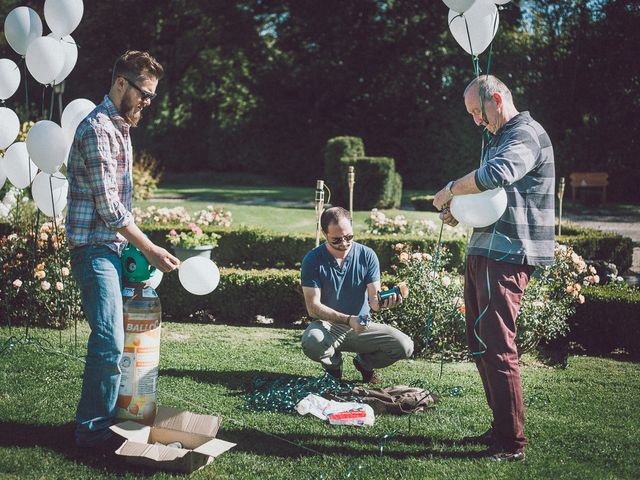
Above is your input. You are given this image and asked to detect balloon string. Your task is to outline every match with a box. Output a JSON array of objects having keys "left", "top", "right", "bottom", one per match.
[
  {"left": 23, "top": 61, "right": 29, "bottom": 115},
  {"left": 49, "top": 86, "right": 55, "bottom": 121}
]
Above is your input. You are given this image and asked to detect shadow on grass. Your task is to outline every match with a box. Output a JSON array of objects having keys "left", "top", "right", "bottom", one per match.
[
  {"left": 159, "top": 368, "right": 316, "bottom": 392},
  {"left": 218, "top": 427, "right": 489, "bottom": 460},
  {"left": 0, "top": 421, "right": 155, "bottom": 476}
]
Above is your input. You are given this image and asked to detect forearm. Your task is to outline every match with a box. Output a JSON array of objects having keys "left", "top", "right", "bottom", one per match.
[
  {"left": 433, "top": 170, "right": 481, "bottom": 210},
  {"left": 307, "top": 302, "right": 351, "bottom": 326},
  {"left": 118, "top": 222, "right": 155, "bottom": 253}
]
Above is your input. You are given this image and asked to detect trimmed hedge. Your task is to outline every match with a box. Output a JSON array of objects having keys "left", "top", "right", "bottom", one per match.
[
  {"left": 409, "top": 195, "right": 438, "bottom": 212},
  {"left": 558, "top": 225, "right": 634, "bottom": 273},
  {"left": 156, "top": 267, "right": 305, "bottom": 325},
  {"left": 567, "top": 284, "right": 640, "bottom": 356},
  {"left": 142, "top": 224, "right": 468, "bottom": 272}
]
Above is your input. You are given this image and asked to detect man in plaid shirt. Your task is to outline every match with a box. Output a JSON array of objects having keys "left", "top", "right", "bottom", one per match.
[{"left": 66, "top": 51, "right": 180, "bottom": 450}]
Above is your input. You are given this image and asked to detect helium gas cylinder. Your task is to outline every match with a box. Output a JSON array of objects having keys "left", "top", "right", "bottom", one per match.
[{"left": 116, "top": 244, "right": 161, "bottom": 425}]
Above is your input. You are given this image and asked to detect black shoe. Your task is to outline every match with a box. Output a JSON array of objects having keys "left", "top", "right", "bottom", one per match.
[
  {"left": 324, "top": 367, "right": 342, "bottom": 381},
  {"left": 487, "top": 446, "right": 526, "bottom": 462},
  {"left": 461, "top": 428, "right": 493, "bottom": 446},
  {"left": 353, "top": 357, "right": 382, "bottom": 384}
]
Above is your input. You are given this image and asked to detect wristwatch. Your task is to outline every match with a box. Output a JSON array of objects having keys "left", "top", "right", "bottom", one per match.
[{"left": 445, "top": 180, "right": 455, "bottom": 198}]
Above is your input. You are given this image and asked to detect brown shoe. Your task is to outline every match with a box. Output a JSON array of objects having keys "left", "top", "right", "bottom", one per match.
[
  {"left": 461, "top": 428, "right": 493, "bottom": 446},
  {"left": 353, "top": 357, "right": 382, "bottom": 384}
]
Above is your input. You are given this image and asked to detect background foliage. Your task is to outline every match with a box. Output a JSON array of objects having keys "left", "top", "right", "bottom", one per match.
[{"left": 1, "top": 0, "right": 638, "bottom": 199}]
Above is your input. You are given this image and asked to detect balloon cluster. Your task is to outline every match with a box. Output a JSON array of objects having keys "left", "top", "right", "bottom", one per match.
[
  {"left": 444, "top": 0, "right": 510, "bottom": 56},
  {"left": 443, "top": 0, "right": 511, "bottom": 228},
  {"left": 0, "top": 0, "right": 95, "bottom": 218}
]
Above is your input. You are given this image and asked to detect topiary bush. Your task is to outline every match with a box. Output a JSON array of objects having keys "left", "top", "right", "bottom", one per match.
[{"left": 323, "top": 136, "right": 364, "bottom": 206}]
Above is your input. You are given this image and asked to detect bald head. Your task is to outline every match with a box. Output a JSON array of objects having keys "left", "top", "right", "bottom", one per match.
[{"left": 463, "top": 75, "right": 518, "bottom": 134}]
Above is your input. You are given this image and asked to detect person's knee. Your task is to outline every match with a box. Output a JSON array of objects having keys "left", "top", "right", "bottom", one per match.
[
  {"left": 301, "top": 328, "right": 328, "bottom": 361},
  {"left": 399, "top": 336, "right": 414, "bottom": 359}
]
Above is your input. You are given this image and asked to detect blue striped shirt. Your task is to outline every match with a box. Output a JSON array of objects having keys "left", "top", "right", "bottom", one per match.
[
  {"left": 468, "top": 111, "right": 555, "bottom": 266},
  {"left": 65, "top": 95, "right": 133, "bottom": 254}
]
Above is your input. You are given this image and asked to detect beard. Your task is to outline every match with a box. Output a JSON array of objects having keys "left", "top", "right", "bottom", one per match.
[{"left": 119, "top": 94, "right": 143, "bottom": 127}]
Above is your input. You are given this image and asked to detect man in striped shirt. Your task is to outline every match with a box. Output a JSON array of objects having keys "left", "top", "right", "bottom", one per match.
[
  {"left": 433, "top": 75, "right": 555, "bottom": 462},
  {"left": 66, "top": 51, "right": 180, "bottom": 450}
]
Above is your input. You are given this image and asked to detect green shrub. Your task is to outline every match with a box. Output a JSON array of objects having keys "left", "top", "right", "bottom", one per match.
[
  {"left": 132, "top": 150, "right": 163, "bottom": 201},
  {"left": 142, "top": 224, "right": 468, "bottom": 272},
  {"left": 558, "top": 225, "right": 633, "bottom": 273},
  {"left": 323, "top": 136, "right": 364, "bottom": 205},
  {"left": 323, "top": 137, "right": 402, "bottom": 209},
  {"left": 156, "top": 267, "right": 305, "bottom": 325},
  {"left": 339, "top": 156, "right": 402, "bottom": 209},
  {"left": 567, "top": 283, "right": 640, "bottom": 356},
  {"left": 410, "top": 195, "right": 438, "bottom": 212}
]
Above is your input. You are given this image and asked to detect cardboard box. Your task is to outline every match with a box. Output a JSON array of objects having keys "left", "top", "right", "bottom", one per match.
[{"left": 110, "top": 405, "right": 236, "bottom": 473}]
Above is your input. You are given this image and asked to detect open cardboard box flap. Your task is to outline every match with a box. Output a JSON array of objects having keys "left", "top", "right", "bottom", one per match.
[{"left": 153, "top": 405, "right": 221, "bottom": 437}]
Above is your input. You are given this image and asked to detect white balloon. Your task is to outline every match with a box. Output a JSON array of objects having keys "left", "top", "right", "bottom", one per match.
[
  {"left": 32, "top": 171, "right": 68, "bottom": 217},
  {"left": 443, "top": 0, "right": 476, "bottom": 14},
  {"left": 44, "top": 0, "right": 84, "bottom": 37},
  {"left": 61, "top": 98, "right": 95, "bottom": 143},
  {"left": 26, "top": 120, "right": 67, "bottom": 174},
  {"left": 494, "top": 0, "right": 511, "bottom": 4},
  {"left": 448, "top": 0, "right": 499, "bottom": 56},
  {"left": 450, "top": 187, "right": 508, "bottom": 228},
  {"left": 147, "top": 270, "right": 163, "bottom": 290},
  {"left": 47, "top": 34, "right": 78, "bottom": 85},
  {"left": 0, "top": 58, "right": 21, "bottom": 100},
  {"left": 0, "top": 107, "right": 20, "bottom": 150},
  {"left": 25, "top": 36, "right": 65, "bottom": 85},
  {"left": 179, "top": 257, "right": 221, "bottom": 296},
  {"left": 4, "top": 7, "right": 43, "bottom": 56},
  {"left": 0, "top": 142, "right": 37, "bottom": 188}
]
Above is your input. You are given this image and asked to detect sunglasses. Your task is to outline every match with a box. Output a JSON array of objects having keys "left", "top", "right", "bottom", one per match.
[
  {"left": 122, "top": 77, "right": 157, "bottom": 101},
  {"left": 328, "top": 234, "right": 354, "bottom": 245}
]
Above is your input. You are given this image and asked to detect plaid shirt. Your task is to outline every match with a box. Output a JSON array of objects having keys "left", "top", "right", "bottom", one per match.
[{"left": 65, "top": 95, "right": 133, "bottom": 254}]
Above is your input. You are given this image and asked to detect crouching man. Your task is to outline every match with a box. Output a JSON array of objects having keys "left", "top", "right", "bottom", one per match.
[{"left": 300, "top": 207, "right": 414, "bottom": 384}]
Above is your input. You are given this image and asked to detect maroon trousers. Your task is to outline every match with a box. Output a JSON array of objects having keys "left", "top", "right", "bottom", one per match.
[{"left": 464, "top": 255, "right": 533, "bottom": 452}]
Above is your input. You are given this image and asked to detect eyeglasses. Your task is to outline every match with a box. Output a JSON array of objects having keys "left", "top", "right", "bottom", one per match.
[
  {"left": 122, "top": 77, "right": 157, "bottom": 101},
  {"left": 328, "top": 234, "right": 354, "bottom": 245}
]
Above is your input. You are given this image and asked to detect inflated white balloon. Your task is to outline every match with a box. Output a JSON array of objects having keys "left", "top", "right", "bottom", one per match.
[
  {"left": 25, "top": 36, "right": 65, "bottom": 85},
  {"left": 0, "top": 58, "right": 21, "bottom": 100},
  {"left": 26, "top": 120, "right": 67, "bottom": 174},
  {"left": 61, "top": 98, "right": 95, "bottom": 143},
  {"left": 443, "top": 0, "right": 476, "bottom": 14},
  {"left": 448, "top": 0, "right": 499, "bottom": 55},
  {"left": 494, "top": 0, "right": 511, "bottom": 4},
  {"left": 178, "top": 257, "right": 221, "bottom": 296},
  {"left": 0, "top": 107, "right": 20, "bottom": 150},
  {"left": 44, "top": 0, "right": 84, "bottom": 38},
  {"left": 450, "top": 187, "right": 508, "bottom": 228},
  {"left": 31, "top": 171, "right": 68, "bottom": 217},
  {"left": 0, "top": 142, "right": 37, "bottom": 188},
  {"left": 4, "top": 7, "right": 43, "bottom": 56},
  {"left": 47, "top": 34, "right": 78, "bottom": 85},
  {"left": 147, "top": 270, "right": 163, "bottom": 290}
]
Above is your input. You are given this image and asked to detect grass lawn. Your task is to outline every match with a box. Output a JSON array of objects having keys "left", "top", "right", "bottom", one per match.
[
  {"left": 137, "top": 173, "right": 440, "bottom": 234},
  {"left": 1, "top": 322, "right": 639, "bottom": 479}
]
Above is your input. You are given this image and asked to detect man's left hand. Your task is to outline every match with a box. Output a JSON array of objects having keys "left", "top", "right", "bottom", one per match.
[
  {"left": 433, "top": 187, "right": 453, "bottom": 211},
  {"left": 382, "top": 291, "right": 403, "bottom": 309}
]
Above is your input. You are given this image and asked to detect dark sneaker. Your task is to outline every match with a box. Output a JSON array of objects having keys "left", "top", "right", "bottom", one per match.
[
  {"left": 76, "top": 432, "right": 124, "bottom": 456},
  {"left": 488, "top": 447, "right": 526, "bottom": 462},
  {"left": 324, "top": 367, "right": 342, "bottom": 381},
  {"left": 461, "top": 428, "right": 493, "bottom": 446},
  {"left": 353, "top": 357, "right": 382, "bottom": 384}
]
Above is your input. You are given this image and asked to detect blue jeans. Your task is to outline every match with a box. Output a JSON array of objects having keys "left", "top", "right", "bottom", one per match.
[{"left": 70, "top": 244, "right": 123, "bottom": 447}]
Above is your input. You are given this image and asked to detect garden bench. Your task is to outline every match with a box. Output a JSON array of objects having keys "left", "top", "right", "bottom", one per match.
[{"left": 569, "top": 172, "right": 609, "bottom": 203}]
